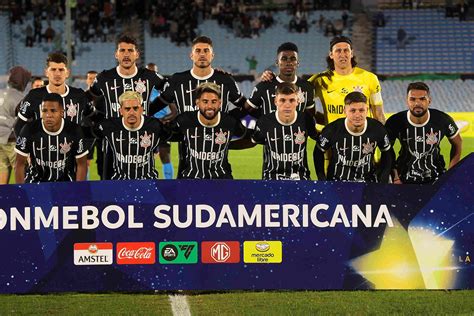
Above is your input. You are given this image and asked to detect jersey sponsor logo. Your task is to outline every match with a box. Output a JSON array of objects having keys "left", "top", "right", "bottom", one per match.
[
  {"left": 294, "top": 131, "right": 306, "bottom": 145},
  {"left": 243, "top": 241, "right": 282, "bottom": 263},
  {"left": 111, "top": 102, "right": 120, "bottom": 112},
  {"left": 74, "top": 242, "right": 113, "bottom": 265},
  {"left": 189, "top": 148, "right": 223, "bottom": 161},
  {"left": 117, "top": 153, "right": 150, "bottom": 165},
  {"left": 319, "top": 136, "right": 329, "bottom": 148},
  {"left": 129, "top": 138, "right": 138, "bottom": 145},
  {"left": 215, "top": 130, "right": 228, "bottom": 145},
  {"left": 415, "top": 136, "right": 423, "bottom": 142},
  {"left": 448, "top": 123, "right": 457, "bottom": 135},
  {"left": 284, "top": 134, "right": 292, "bottom": 141},
  {"left": 49, "top": 145, "right": 57, "bottom": 151},
  {"left": 270, "top": 150, "right": 304, "bottom": 162},
  {"left": 78, "top": 139, "right": 84, "bottom": 153},
  {"left": 327, "top": 89, "right": 337, "bottom": 94},
  {"left": 327, "top": 104, "right": 344, "bottom": 114},
  {"left": 59, "top": 140, "right": 72, "bottom": 154},
  {"left": 204, "top": 134, "right": 212, "bottom": 141},
  {"left": 35, "top": 158, "right": 66, "bottom": 169},
  {"left": 338, "top": 154, "right": 371, "bottom": 167},
  {"left": 276, "top": 173, "right": 301, "bottom": 180},
  {"left": 140, "top": 131, "right": 152, "bottom": 148},
  {"left": 124, "top": 83, "right": 133, "bottom": 90},
  {"left": 362, "top": 141, "right": 375, "bottom": 155},
  {"left": 352, "top": 145, "right": 360, "bottom": 151},
  {"left": 66, "top": 102, "right": 78, "bottom": 119},
  {"left": 341, "top": 88, "right": 349, "bottom": 94},
  {"left": 425, "top": 131, "right": 439, "bottom": 145},
  {"left": 159, "top": 241, "right": 198, "bottom": 264},
  {"left": 134, "top": 79, "right": 147, "bottom": 94},
  {"left": 17, "top": 137, "right": 27, "bottom": 150},
  {"left": 116, "top": 242, "right": 155, "bottom": 264},
  {"left": 201, "top": 241, "right": 240, "bottom": 264},
  {"left": 19, "top": 101, "right": 30, "bottom": 114}
]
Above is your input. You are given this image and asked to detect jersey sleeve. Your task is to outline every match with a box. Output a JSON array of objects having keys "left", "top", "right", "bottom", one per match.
[
  {"left": 247, "top": 85, "right": 263, "bottom": 109},
  {"left": 159, "top": 76, "right": 177, "bottom": 104},
  {"left": 304, "top": 113, "right": 318, "bottom": 140},
  {"left": 316, "top": 124, "right": 334, "bottom": 152},
  {"left": 89, "top": 72, "right": 104, "bottom": 97},
  {"left": 232, "top": 117, "right": 247, "bottom": 140},
  {"left": 226, "top": 74, "right": 246, "bottom": 107},
  {"left": 368, "top": 73, "right": 383, "bottom": 107},
  {"left": 73, "top": 125, "right": 89, "bottom": 159},
  {"left": 384, "top": 115, "right": 399, "bottom": 144},
  {"left": 251, "top": 119, "right": 266, "bottom": 144},
  {"left": 17, "top": 91, "right": 38, "bottom": 122},
  {"left": 14, "top": 124, "right": 32, "bottom": 156},
  {"left": 302, "top": 83, "right": 315, "bottom": 110},
  {"left": 442, "top": 112, "right": 459, "bottom": 139},
  {"left": 378, "top": 125, "right": 391, "bottom": 152}
]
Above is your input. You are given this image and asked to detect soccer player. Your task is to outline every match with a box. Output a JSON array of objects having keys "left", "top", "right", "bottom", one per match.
[
  {"left": 308, "top": 36, "right": 386, "bottom": 125},
  {"left": 252, "top": 82, "right": 317, "bottom": 180},
  {"left": 146, "top": 62, "right": 174, "bottom": 180},
  {"left": 94, "top": 91, "right": 170, "bottom": 180},
  {"left": 15, "top": 53, "right": 93, "bottom": 137},
  {"left": 385, "top": 82, "right": 462, "bottom": 184},
  {"left": 314, "top": 91, "right": 392, "bottom": 183},
  {"left": 88, "top": 35, "right": 171, "bottom": 179},
  {"left": 15, "top": 93, "right": 88, "bottom": 183},
  {"left": 0, "top": 66, "right": 31, "bottom": 184},
  {"left": 245, "top": 42, "right": 315, "bottom": 119},
  {"left": 31, "top": 76, "right": 44, "bottom": 89},
  {"left": 171, "top": 82, "right": 246, "bottom": 179},
  {"left": 154, "top": 35, "right": 247, "bottom": 177}
]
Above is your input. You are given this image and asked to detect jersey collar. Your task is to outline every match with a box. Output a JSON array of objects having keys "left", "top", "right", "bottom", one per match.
[
  {"left": 116, "top": 66, "right": 138, "bottom": 79},
  {"left": 344, "top": 118, "right": 367, "bottom": 136},
  {"left": 276, "top": 76, "right": 297, "bottom": 84},
  {"left": 46, "top": 85, "right": 69, "bottom": 97},
  {"left": 197, "top": 111, "right": 221, "bottom": 127},
  {"left": 42, "top": 118, "right": 65, "bottom": 136},
  {"left": 122, "top": 115, "right": 145, "bottom": 131},
  {"left": 275, "top": 111, "right": 298, "bottom": 126},
  {"left": 191, "top": 68, "right": 214, "bottom": 80},
  {"left": 407, "top": 109, "right": 430, "bottom": 127}
]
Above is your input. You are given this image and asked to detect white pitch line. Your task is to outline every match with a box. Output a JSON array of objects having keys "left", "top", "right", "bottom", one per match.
[{"left": 169, "top": 294, "right": 192, "bottom": 316}]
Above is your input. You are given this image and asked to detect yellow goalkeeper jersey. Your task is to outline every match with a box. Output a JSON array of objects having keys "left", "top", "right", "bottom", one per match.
[{"left": 308, "top": 67, "right": 383, "bottom": 124}]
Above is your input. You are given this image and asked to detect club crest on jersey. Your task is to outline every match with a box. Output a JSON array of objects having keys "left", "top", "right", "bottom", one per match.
[
  {"left": 66, "top": 102, "right": 78, "bottom": 118},
  {"left": 362, "top": 141, "right": 375, "bottom": 154},
  {"left": 140, "top": 131, "right": 152, "bottom": 148},
  {"left": 426, "top": 131, "right": 438, "bottom": 145},
  {"left": 294, "top": 131, "right": 306, "bottom": 144},
  {"left": 297, "top": 89, "right": 306, "bottom": 104},
  {"left": 135, "top": 79, "right": 147, "bottom": 94},
  {"left": 215, "top": 130, "right": 228, "bottom": 145},
  {"left": 59, "top": 140, "right": 72, "bottom": 154},
  {"left": 353, "top": 86, "right": 364, "bottom": 93}
]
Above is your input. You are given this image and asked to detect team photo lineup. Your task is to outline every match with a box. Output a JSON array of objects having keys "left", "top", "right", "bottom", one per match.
[{"left": 2, "top": 32, "right": 463, "bottom": 185}]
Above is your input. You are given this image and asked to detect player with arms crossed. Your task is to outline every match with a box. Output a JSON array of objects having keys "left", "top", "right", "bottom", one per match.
[
  {"left": 385, "top": 82, "right": 462, "bottom": 184},
  {"left": 94, "top": 91, "right": 170, "bottom": 180},
  {"left": 252, "top": 82, "right": 317, "bottom": 180},
  {"left": 171, "top": 82, "right": 246, "bottom": 179},
  {"left": 15, "top": 93, "right": 88, "bottom": 183},
  {"left": 314, "top": 91, "right": 392, "bottom": 183}
]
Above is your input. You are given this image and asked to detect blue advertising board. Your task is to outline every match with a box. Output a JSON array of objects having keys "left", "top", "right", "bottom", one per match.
[{"left": 0, "top": 154, "right": 472, "bottom": 293}]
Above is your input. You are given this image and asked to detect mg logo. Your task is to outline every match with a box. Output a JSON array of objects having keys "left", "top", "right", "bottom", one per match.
[{"left": 211, "top": 242, "right": 231, "bottom": 262}]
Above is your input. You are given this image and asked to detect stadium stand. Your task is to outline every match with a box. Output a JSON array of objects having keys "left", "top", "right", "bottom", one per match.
[
  {"left": 0, "top": 12, "right": 12, "bottom": 75},
  {"left": 375, "top": 9, "right": 474, "bottom": 74}
]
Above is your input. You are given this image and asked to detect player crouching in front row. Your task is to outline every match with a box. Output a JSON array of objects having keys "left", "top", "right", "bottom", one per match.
[
  {"left": 15, "top": 93, "right": 89, "bottom": 183},
  {"left": 314, "top": 91, "right": 392, "bottom": 183}
]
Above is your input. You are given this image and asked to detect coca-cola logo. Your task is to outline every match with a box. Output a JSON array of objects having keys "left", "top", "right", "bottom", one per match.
[{"left": 116, "top": 242, "right": 156, "bottom": 265}]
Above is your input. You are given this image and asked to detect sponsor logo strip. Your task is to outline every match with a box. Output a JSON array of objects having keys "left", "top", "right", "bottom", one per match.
[
  {"left": 243, "top": 241, "right": 282, "bottom": 263},
  {"left": 74, "top": 242, "right": 113, "bottom": 265},
  {"left": 116, "top": 242, "right": 156, "bottom": 265},
  {"left": 159, "top": 241, "right": 198, "bottom": 264},
  {"left": 201, "top": 241, "right": 240, "bottom": 264}
]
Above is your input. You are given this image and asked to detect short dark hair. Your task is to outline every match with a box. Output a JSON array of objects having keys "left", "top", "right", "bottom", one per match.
[
  {"left": 46, "top": 53, "right": 68, "bottom": 67},
  {"left": 192, "top": 36, "right": 213, "bottom": 48},
  {"left": 275, "top": 82, "right": 298, "bottom": 96},
  {"left": 42, "top": 93, "right": 63, "bottom": 106},
  {"left": 344, "top": 91, "right": 367, "bottom": 105},
  {"left": 195, "top": 82, "right": 221, "bottom": 99},
  {"left": 277, "top": 42, "right": 298, "bottom": 54},
  {"left": 407, "top": 82, "right": 430, "bottom": 95},
  {"left": 116, "top": 34, "right": 138, "bottom": 49},
  {"left": 87, "top": 70, "right": 98, "bottom": 75},
  {"left": 32, "top": 76, "right": 43, "bottom": 82}
]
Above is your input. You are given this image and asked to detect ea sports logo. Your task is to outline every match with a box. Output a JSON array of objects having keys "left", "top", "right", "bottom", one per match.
[
  {"left": 211, "top": 242, "right": 231, "bottom": 262},
  {"left": 161, "top": 244, "right": 178, "bottom": 261}
]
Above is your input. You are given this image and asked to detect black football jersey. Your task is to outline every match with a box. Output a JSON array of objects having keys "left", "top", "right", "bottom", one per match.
[
  {"left": 95, "top": 116, "right": 169, "bottom": 180},
  {"left": 252, "top": 112, "right": 317, "bottom": 180},
  {"left": 18, "top": 85, "right": 92, "bottom": 125},
  {"left": 247, "top": 76, "right": 315, "bottom": 115},
  {"left": 15, "top": 119, "right": 88, "bottom": 183},
  {"left": 90, "top": 67, "right": 165, "bottom": 118},
  {"left": 160, "top": 69, "right": 245, "bottom": 114},
  {"left": 174, "top": 111, "right": 246, "bottom": 179},
  {"left": 385, "top": 109, "right": 459, "bottom": 184},
  {"left": 317, "top": 118, "right": 391, "bottom": 182}
]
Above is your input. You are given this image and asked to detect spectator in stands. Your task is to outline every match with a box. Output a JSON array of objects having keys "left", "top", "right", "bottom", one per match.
[
  {"left": 325, "top": 20, "right": 336, "bottom": 37},
  {"left": 33, "top": 17, "right": 42, "bottom": 43},
  {"left": 385, "top": 82, "right": 462, "bottom": 184},
  {"left": 250, "top": 15, "right": 261, "bottom": 37},
  {"left": 25, "top": 24, "right": 34, "bottom": 47},
  {"left": 397, "top": 27, "right": 408, "bottom": 49},
  {"left": 0, "top": 66, "right": 31, "bottom": 184},
  {"left": 246, "top": 55, "right": 258, "bottom": 80},
  {"left": 44, "top": 23, "right": 55, "bottom": 43},
  {"left": 318, "top": 14, "right": 325, "bottom": 31},
  {"left": 342, "top": 11, "right": 349, "bottom": 29},
  {"left": 374, "top": 11, "right": 386, "bottom": 27}
]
